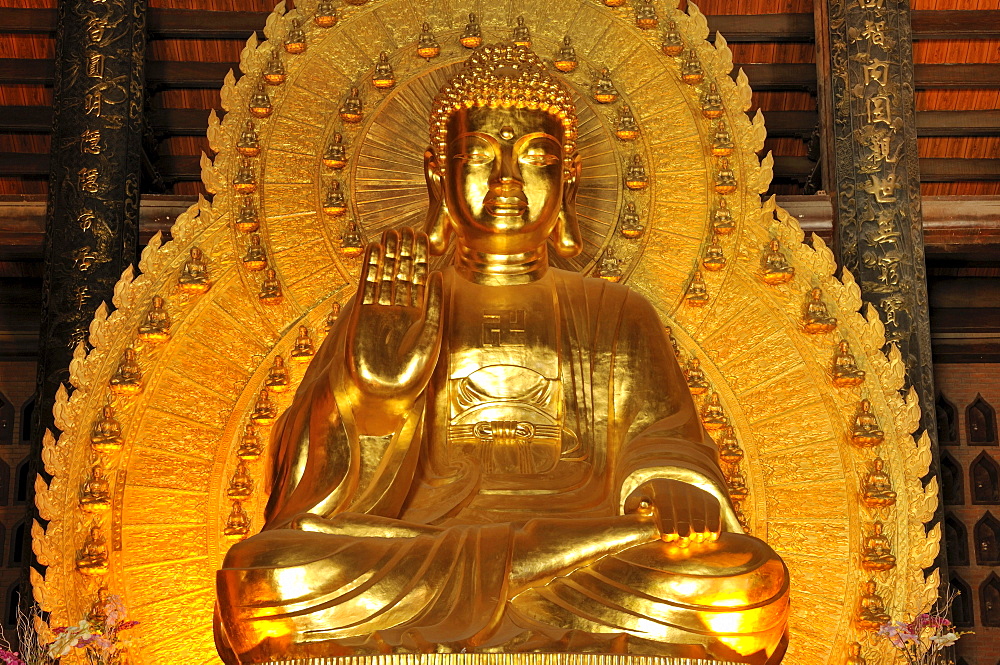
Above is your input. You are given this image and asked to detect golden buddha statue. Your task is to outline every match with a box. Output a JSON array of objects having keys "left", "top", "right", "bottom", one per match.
[
  {"left": 265, "top": 356, "right": 290, "bottom": 393},
  {"left": 861, "top": 521, "right": 896, "bottom": 571},
  {"left": 717, "top": 426, "right": 744, "bottom": 465},
  {"left": 235, "top": 197, "right": 260, "bottom": 233},
  {"left": 597, "top": 247, "right": 624, "bottom": 283},
  {"left": 179, "top": 247, "right": 211, "bottom": 293},
  {"left": 80, "top": 462, "right": 111, "bottom": 512},
  {"left": 237, "top": 119, "right": 261, "bottom": 157},
  {"left": 832, "top": 340, "right": 866, "bottom": 387},
  {"left": 248, "top": 82, "right": 272, "bottom": 118},
  {"left": 77, "top": 524, "right": 109, "bottom": 576},
  {"left": 322, "top": 181, "right": 347, "bottom": 216},
  {"left": 250, "top": 389, "right": 277, "bottom": 426},
  {"left": 711, "top": 120, "right": 734, "bottom": 157},
  {"left": 553, "top": 35, "right": 577, "bottom": 73},
  {"left": 857, "top": 580, "right": 891, "bottom": 631},
  {"left": 713, "top": 197, "right": 735, "bottom": 234},
  {"left": 339, "top": 87, "right": 363, "bottom": 124},
  {"left": 702, "top": 391, "right": 728, "bottom": 430},
  {"left": 512, "top": 16, "right": 531, "bottom": 47},
  {"left": 322, "top": 133, "right": 347, "bottom": 169},
  {"left": 313, "top": 0, "right": 337, "bottom": 28},
  {"left": 619, "top": 202, "right": 644, "bottom": 238},
  {"left": 665, "top": 325, "right": 682, "bottom": 358},
  {"left": 325, "top": 301, "right": 342, "bottom": 332},
  {"left": 417, "top": 23, "right": 440, "bottom": 59},
  {"left": 861, "top": 457, "right": 896, "bottom": 508},
  {"left": 216, "top": 45, "right": 788, "bottom": 665},
  {"left": 702, "top": 235, "right": 726, "bottom": 271},
  {"left": 616, "top": 105, "right": 640, "bottom": 141},
  {"left": 662, "top": 20, "right": 684, "bottom": 57},
  {"left": 243, "top": 234, "right": 267, "bottom": 271},
  {"left": 340, "top": 220, "right": 364, "bottom": 257},
  {"left": 847, "top": 642, "right": 867, "bottom": 665},
  {"left": 263, "top": 49, "right": 287, "bottom": 85},
  {"left": 701, "top": 83, "right": 724, "bottom": 119},
  {"left": 224, "top": 500, "right": 252, "bottom": 539},
  {"left": 237, "top": 423, "right": 264, "bottom": 461},
  {"left": 258, "top": 269, "right": 283, "bottom": 305},
  {"left": 91, "top": 404, "right": 123, "bottom": 453},
  {"left": 109, "top": 347, "right": 142, "bottom": 395},
  {"left": 373, "top": 52, "right": 395, "bottom": 90},
  {"left": 635, "top": 0, "right": 658, "bottom": 29},
  {"left": 685, "top": 269, "right": 709, "bottom": 306},
  {"left": 714, "top": 158, "right": 737, "bottom": 194},
  {"left": 727, "top": 468, "right": 749, "bottom": 503},
  {"left": 233, "top": 157, "right": 257, "bottom": 195},
  {"left": 684, "top": 356, "right": 710, "bottom": 395},
  {"left": 283, "top": 18, "right": 306, "bottom": 54},
  {"left": 625, "top": 154, "right": 649, "bottom": 190},
  {"left": 461, "top": 14, "right": 483, "bottom": 49},
  {"left": 138, "top": 295, "right": 170, "bottom": 341},
  {"left": 291, "top": 325, "right": 316, "bottom": 361},
  {"left": 228, "top": 461, "right": 254, "bottom": 499},
  {"left": 851, "top": 399, "right": 884, "bottom": 447},
  {"left": 803, "top": 287, "right": 837, "bottom": 334},
  {"left": 681, "top": 50, "right": 704, "bottom": 84},
  {"left": 594, "top": 67, "right": 618, "bottom": 103},
  {"left": 760, "top": 240, "right": 794, "bottom": 285}
]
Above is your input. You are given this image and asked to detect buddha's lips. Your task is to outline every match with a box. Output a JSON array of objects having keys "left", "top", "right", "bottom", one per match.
[{"left": 484, "top": 199, "right": 527, "bottom": 216}]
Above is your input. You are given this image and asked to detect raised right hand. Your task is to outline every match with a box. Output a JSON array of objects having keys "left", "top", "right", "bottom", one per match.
[{"left": 345, "top": 228, "right": 444, "bottom": 435}]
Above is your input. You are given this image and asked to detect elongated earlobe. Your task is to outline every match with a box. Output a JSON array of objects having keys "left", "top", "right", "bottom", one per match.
[
  {"left": 424, "top": 148, "right": 452, "bottom": 255},
  {"left": 551, "top": 152, "right": 583, "bottom": 258}
]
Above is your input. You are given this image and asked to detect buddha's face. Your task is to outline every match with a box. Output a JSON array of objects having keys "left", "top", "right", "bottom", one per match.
[{"left": 432, "top": 106, "right": 578, "bottom": 256}]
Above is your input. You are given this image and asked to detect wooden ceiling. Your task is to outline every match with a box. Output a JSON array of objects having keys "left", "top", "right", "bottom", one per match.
[{"left": 0, "top": 0, "right": 998, "bottom": 198}]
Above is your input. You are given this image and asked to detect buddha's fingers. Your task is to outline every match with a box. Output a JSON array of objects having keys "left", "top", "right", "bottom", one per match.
[
  {"left": 394, "top": 228, "right": 415, "bottom": 306},
  {"left": 360, "top": 242, "right": 382, "bottom": 305},
  {"left": 379, "top": 230, "right": 400, "bottom": 306},
  {"left": 417, "top": 271, "right": 444, "bottom": 353},
  {"left": 706, "top": 491, "right": 722, "bottom": 539},
  {"left": 412, "top": 232, "right": 429, "bottom": 307}
]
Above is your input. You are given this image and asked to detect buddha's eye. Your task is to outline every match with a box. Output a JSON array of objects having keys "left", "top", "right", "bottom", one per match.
[
  {"left": 519, "top": 153, "right": 559, "bottom": 167},
  {"left": 455, "top": 152, "right": 492, "bottom": 165}
]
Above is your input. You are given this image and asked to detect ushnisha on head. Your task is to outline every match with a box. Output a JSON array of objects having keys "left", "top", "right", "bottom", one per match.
[{"left": 425, "top": 44, "right": 584, "bottom": 265}]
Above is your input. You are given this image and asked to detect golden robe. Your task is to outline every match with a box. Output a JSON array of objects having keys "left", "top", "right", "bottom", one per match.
[{"left": 216, "top": 269, "right": 789, "bottom": 664}]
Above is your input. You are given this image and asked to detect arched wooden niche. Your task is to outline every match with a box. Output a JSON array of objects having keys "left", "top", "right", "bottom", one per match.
[
  {"left": 942, "top": 450, "right": 965, "bottom": 505},
  {"left": 19, "top": 394, "right": 34, "bottom": 443},
  {"left": 967, "top": 394, "right": 998, "bottom": 445},
  {"left": 937, "top": 393, "right": 959, "bottom": 445},
  {"left": 0, "top": 390, "right": 12, "bottom": 446},
  {"left": 951, "top": 573, "right": 974, "bottom": 628},
  {"left": 975, "top": 511, "right": 1000, "bottom": 565},
  {"left": 981, "top": 572, "right": 1000, "bottom": 627},
  {"left": 946, "top": 512, "right": 970, "bottom": 566},
  {"left": 972, "top": 451, "right": 1000, "bottom": 505}
]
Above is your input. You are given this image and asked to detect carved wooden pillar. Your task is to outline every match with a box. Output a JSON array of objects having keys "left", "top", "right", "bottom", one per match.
[
  {"left": 815, "top": 0, "right": 937, "bottom": 438},
  {"left": 28, "top": 0, "right": 146, "bottom": 558}
]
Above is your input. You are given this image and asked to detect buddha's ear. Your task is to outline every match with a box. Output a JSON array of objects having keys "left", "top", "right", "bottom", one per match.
[
  {"left": 552, "top": 151, "right": 583, "bottom": 258},
  {"left": 424, "top": 148, "right": 453, "bottom": 256}
]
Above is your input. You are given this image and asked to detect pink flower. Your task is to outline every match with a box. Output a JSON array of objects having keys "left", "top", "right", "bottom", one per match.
[{"left": 878, "top": 621, "right": 918, "bottom": 648}]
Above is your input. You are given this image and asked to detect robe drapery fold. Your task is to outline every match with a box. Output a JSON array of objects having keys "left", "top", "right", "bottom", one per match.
[{"left": 216, "top": 269, "right": 788, "bottom": 665}]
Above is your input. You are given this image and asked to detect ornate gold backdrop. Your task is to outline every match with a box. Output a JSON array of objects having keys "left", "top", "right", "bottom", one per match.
[{"left": 33, "top": 1, "right": 938, "bottom": 664}]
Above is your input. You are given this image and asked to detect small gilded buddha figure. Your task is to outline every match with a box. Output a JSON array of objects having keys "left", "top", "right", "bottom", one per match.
[
  {"left": 851, "top": 399, "right": 884, "bottom": 447},
  {"left": 727, "top": 467, "right": 750, "bottom": 503},
  {"left": 80, "top": 462, "right": 111, "bottom": 512},
  {"left": 702, "top": 234, "right": 726, "bottom": 271},
  {"left": 235, "top": 197, "right": 260, "bottom": 233},
  {"left": 861, "top": 457, "right": 896, "bottom": 508},
  {"left": 224, "top": 500, "right": 252, "bottom": 538},
  {"left": 711, "top": 120, "right": 734, "bottom": 157},
  {"left": 236, "top": 119, "right": 260, "bottom": 157},
  {"left": 857, "top": 580, "right": 891, "bottom": 630},
  {"left": 713, "top": 196, "right": 735, "bottom": 234},
  {"left": 702, "top": 391, "right": 728, "bottom": 430},
  {"left": 233, "top": 157, "right": 257, "bottom": 195},
  {"left": 417, "top": 22, "right": 440, "bottom": 59},
  {"left": 512, "top": 16, "right": 531, "bottom": 47},
  {"left": 325, "top": 301, "right": 342, "bottom": 332},
  {"left": 340, "top": 221, "right": 365, "bottom": 257},
  {"left": 662, "top": 20, "right": 684, "bottom": 57},
  {"left": 248, "top": 82, "right": 272, "bottom": 119},
  {"left": 291, "top": 325, "right": 315, "bottom": 361},
  {"left": 216, "top": 45, "right": 788, "bottom": 665},
  {"left": 77, "top": 525, "right": 109, "bottom": 575},
  {"left": 250, "top": 389, "right": 277, "bottom": 426},
  {"left": 616, "top": 105, "right": 640, "bottom": 141},
  {"left": 681, "top": 50, "right": 704, "bottom": 84},
  {"left": 625, "top": 154, "right": 649, "bottom": 190},
  {"left": 109, "top": 347, "right": 142, "bottom": 395},
  {"left": 322, "top": 133, "right": 347, "bottom": 169},
  {"left": 619, "top": 202, "right": 644, "bottom": 238},
  {"left": 665, "top": 325, "right": 682, "bottom": 358},
  {"left": 258, "top": 269, "right": 283, "bottom": 305},
  {"left": 322, "top": 181, "right": 347, "bottom": 216},
  {"left": 803, "top": 287, "right": 837, "bottom": 333},
  {"left": 265, "top": 356, "right": 290, "bottom": 393},
  {"left": 283, "top": 18, "right": 306, "bottom": 54},
  {"left": 635, "top": 0, "right": 659, "bottom": 29},
  {"left": 228, "top": 461, "right": 255, "bottom": 499},
  {"left": 460, "top": 14, "right": 482, "bottom": 49},
  {"left": 685, "top": 269, "right": 710, "bottom": 306},
  {"left": 597, "top": 248, "right": 624, "bottom": 283},
  {"left": 553, "top": 35, "right": 577, "bottom": 73},
  {"left": 372, "top": 52, "right": 395, "bottom": 89},
  {"left": 91, "top": 405, "right": 123, "bottom": 453},
  {"left": 701, "top": 83, "right": 724, "bottom": 119},
  {"left": 314, "top": 0, "right": 337, "bottom": 28},
  {"left": 684, "top": 356, "right": 710, "bottom": 395},
  {"left": 339, "top": 87, "right": 363, "bottom": 124},
  {"left": 832, "top": 340, "right": 866, "bottom": 387},
  {"left": 594, "top": 67, "right": 618, "bottom": 103},
  {"left": 263, "top": 49, "right": 287, "bottom": 85},
  {"left": 178, "top": 247, "right": 211, "bottom": 293},
  {"left": 717, "top": 426, "right": 744, "bottom": 465},
  {"left": 243, "top": 234, "right": 267, "bottom": 271},
  {"left": 138, "top": 295, "right": 170, "bottom": 341},
  {"left": 714, "top": 158, "right": 737, "bottom": 194},
  {"left": 861, "top": 521, "right": 896, "bottom": 571},
  {"left": 237, "top": 423, "right": 264, "bottom": 461},
  {"left": 847, "top": 642, "right": 867, "bottom": 665},
  {"left": 761, "top": 239, "right": 794, "bottom": 285}
]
